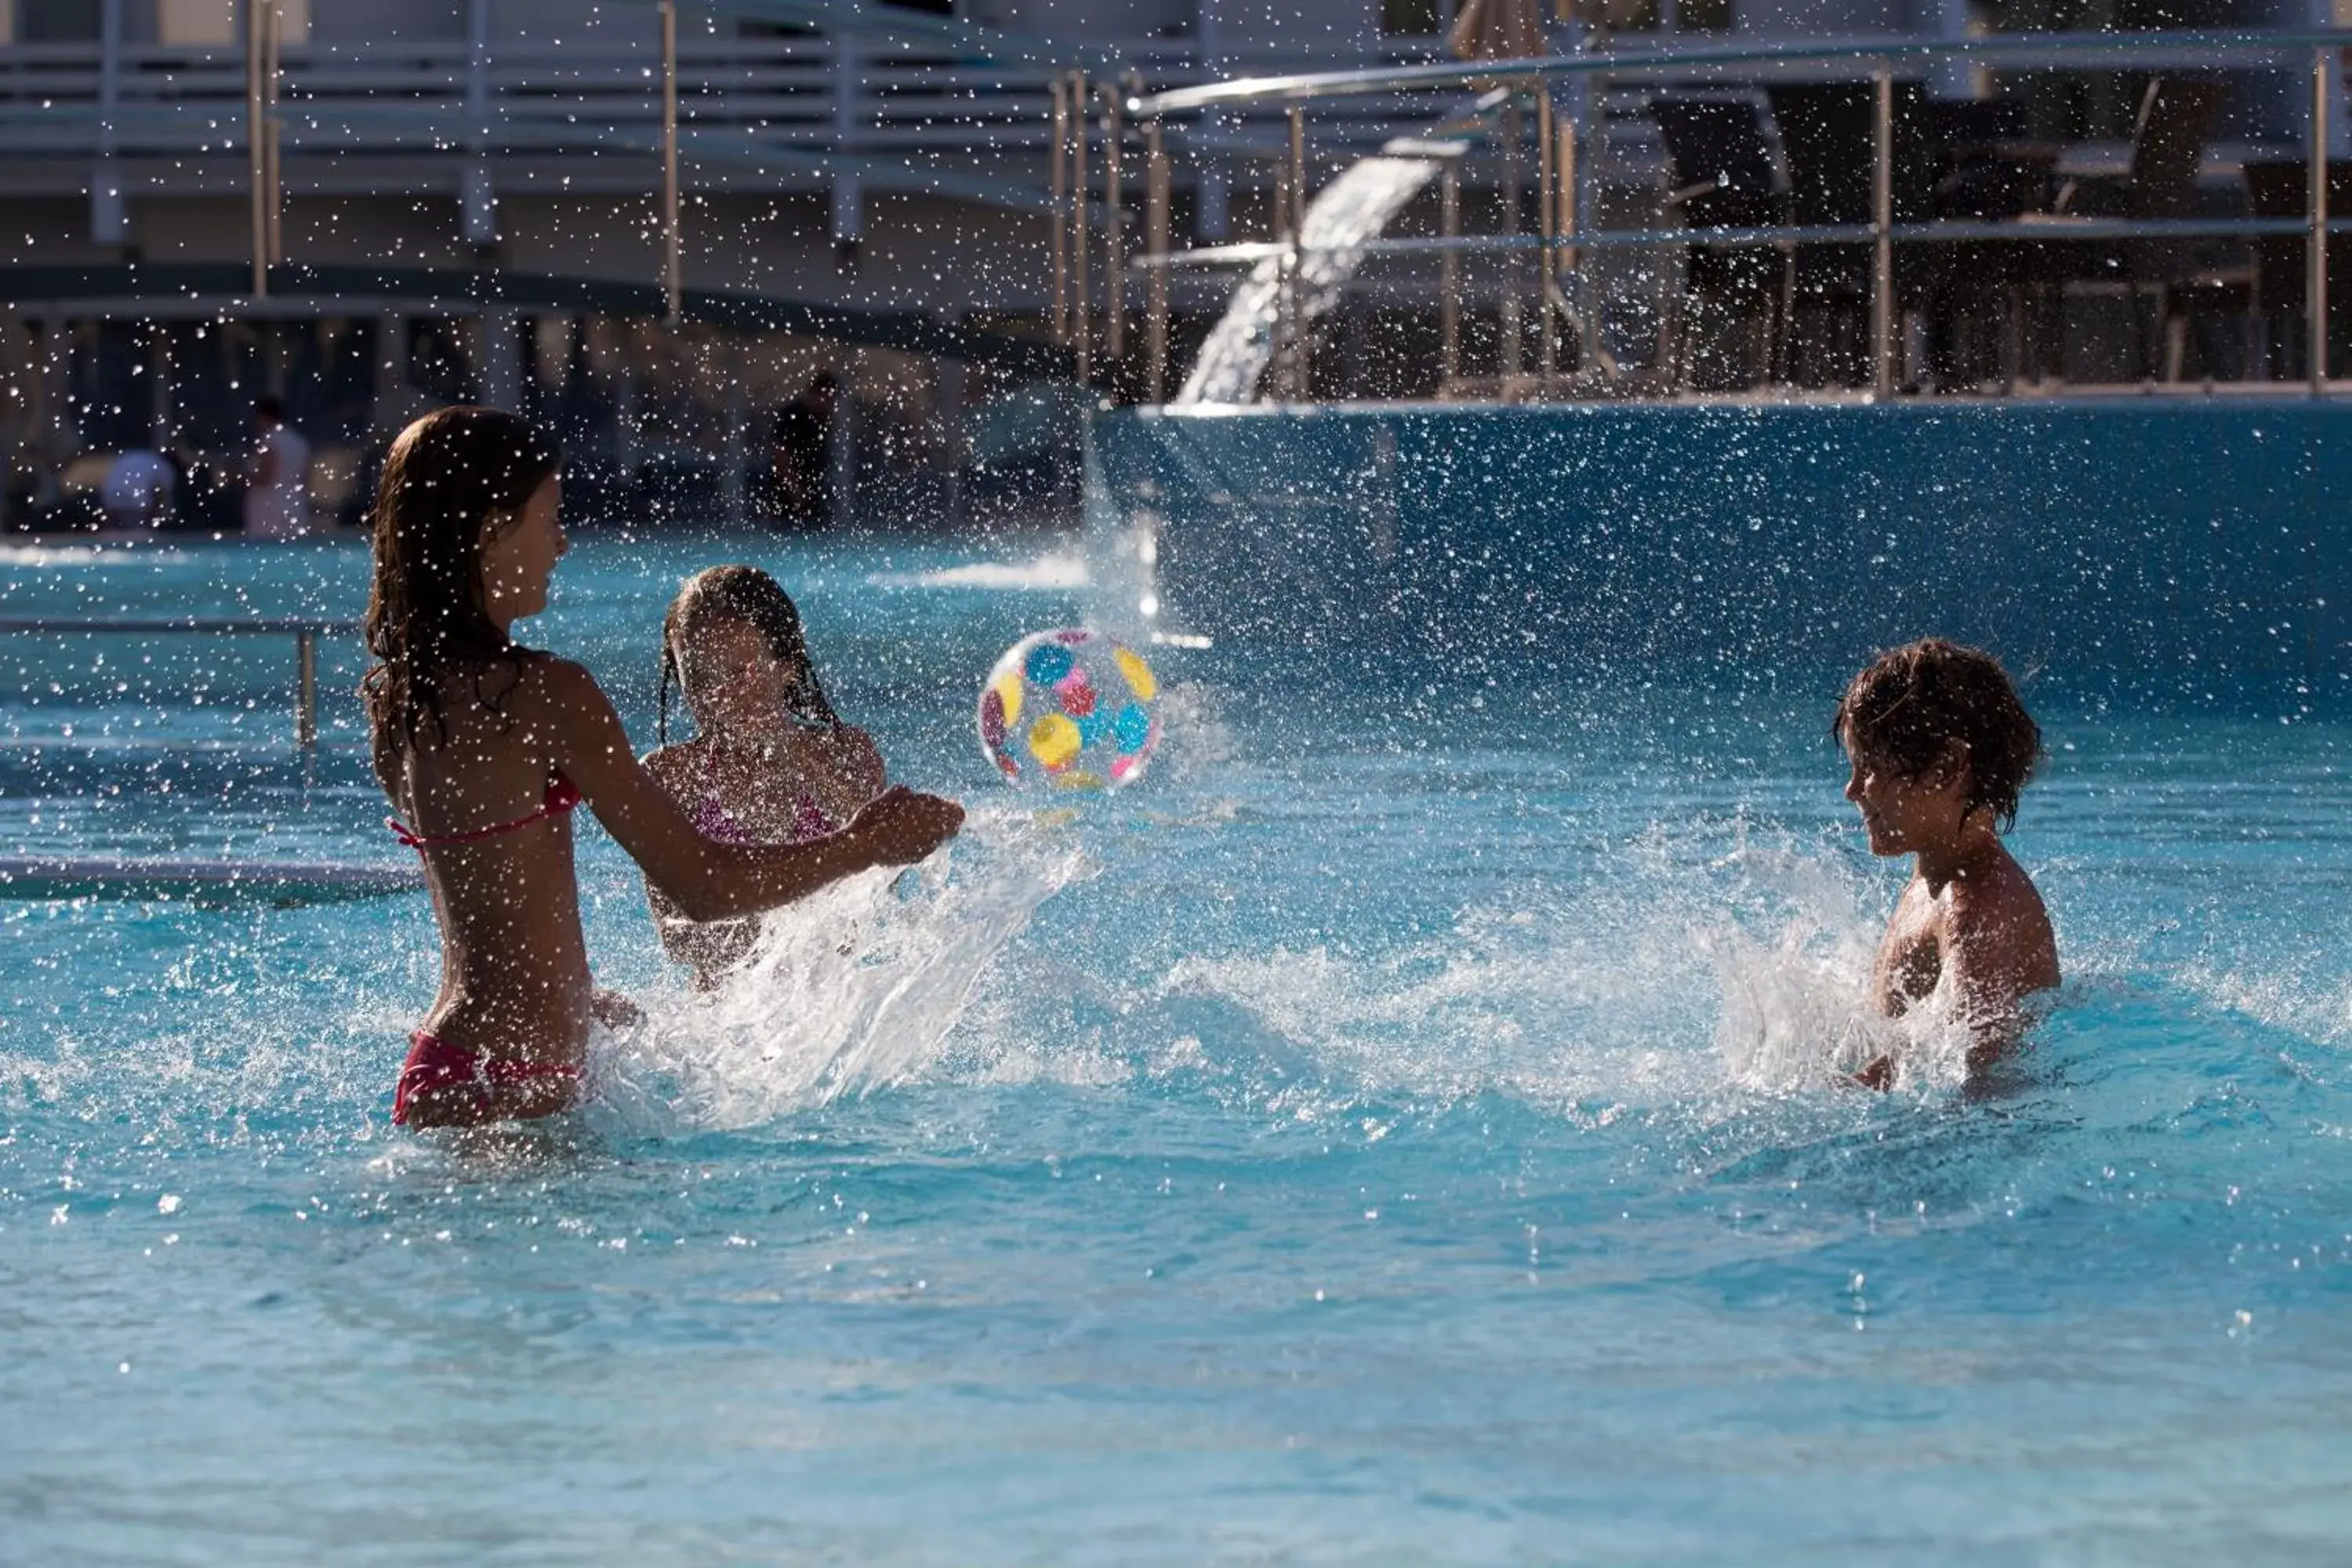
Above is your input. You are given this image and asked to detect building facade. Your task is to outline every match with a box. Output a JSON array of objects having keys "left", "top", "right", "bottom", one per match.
[{"left": 0, "top": 0, "right": 2342, "bottom": 528}]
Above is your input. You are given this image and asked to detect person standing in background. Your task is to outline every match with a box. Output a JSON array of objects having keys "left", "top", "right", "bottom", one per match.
[
  {"left": 245, "top": 395, "right": 313, "bottom": 540},
  {"left": 764, "top": 372, "right": 838, "bottom": 526}
]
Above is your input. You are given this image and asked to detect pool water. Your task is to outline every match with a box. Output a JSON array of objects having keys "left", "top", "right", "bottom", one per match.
[{"left": 5, "top": 533, "right": 2352, "bottom": 1564}]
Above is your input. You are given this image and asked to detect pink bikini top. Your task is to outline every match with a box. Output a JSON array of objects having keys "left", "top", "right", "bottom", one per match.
[
  {"left": 692, "top": 785, "right": 836, "bottom": 848},
  {"left": 387, "top": 771, "right": 581, "bottom": 851}
]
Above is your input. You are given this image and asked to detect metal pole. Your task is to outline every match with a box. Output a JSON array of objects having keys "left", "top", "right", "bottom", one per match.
[
  {"left": 2312, "top": 47, "right": 2331, "bottom": 396},
  {"left": 98, "top": 0, "right": 121, "bottom": 241},
  {"left": 721, "top": 340, "right": 748, "bottom": 528},
  {"left": 1146, "top": 119, "right": 1171, "bottom": 403},
  {"left": 1073, "top": 70, "right": 1091, "bottom": 383},
  {"left": 265, "top": 0, "right": 284, "bottom": 267},
  {"left": 1276, "top": 154, "right": 1294, "bottom": 399},
  {"left": 1501, "top": 102, "right": 1523, "bottom": 387},
  {"left": 1441, "top": 162, "right": 1461, "bottom": 391},
  {"left": 1538, "top": 86, "right": 1558, "bottom": 387},
  {"left": 1871, "top": 67, "right": 1896, "bottom": 401},
  {"left": 1051, "top": 79, "right": 1069, "bottom": 345},
  {"left": 248, "top": 0, "right": 268, "bottom": 296},
  {"left": 1559, "top": 100, "right": 1583, "bottom": 376},
  {"left": 100, "top": 0, "right": 121, "bottom": 144},
  {"left": 295, "top": 629, "right": 318, "bottom": 750},
  {"left": 662, "top": 1, "right": 681, "bottom": 325},
  {"left": 31, "top": 319, "right": 60, "bottom": 488},
  {"left": 1105, "top": 92, "right": 1126, "bottom": 365},
  {"left": 1287, "top": 103, "right": 1308, "bottom": 400}
]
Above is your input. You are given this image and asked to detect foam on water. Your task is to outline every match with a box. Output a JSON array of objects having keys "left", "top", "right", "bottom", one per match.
[
  {"left": 1103, "top": 820, "right": 1973, "bottom": 1123},
  {"left": 0, "top": 543, "right": 184, "bottom": 567},
  {"left": 866, "top": 551, "right": 1090, "bottom": 591}
]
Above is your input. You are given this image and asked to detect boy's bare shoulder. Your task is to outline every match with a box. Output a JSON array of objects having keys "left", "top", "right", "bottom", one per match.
[
  {"left": 1945, "top": 845, "right": 2059, "bottom": 990},
  {"left": 1946, "top": 846, "right": 2049, "bottom": 930}
]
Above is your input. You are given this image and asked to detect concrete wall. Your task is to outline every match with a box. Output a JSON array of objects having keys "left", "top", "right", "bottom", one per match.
[
  {"left": 312, "top": 0, "right": 465, "bottom": 42},
  {"left": 984, "top": 0, "right": 1199, "bottom": 41},
  {"left": 1728, "top": 0, "right": 1914, "bottom": 35},
  {"left": 1092, "top": 401, "right": 2352, "bottom": 709}
]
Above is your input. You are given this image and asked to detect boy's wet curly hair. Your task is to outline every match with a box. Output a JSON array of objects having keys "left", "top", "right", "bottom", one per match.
[{"left": 1833, "top": 638, "right": 2042, "bottom": 830}]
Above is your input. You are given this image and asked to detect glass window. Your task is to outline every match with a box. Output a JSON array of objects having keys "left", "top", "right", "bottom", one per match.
[
  {"left": 18, "top": 0, "right": 103, "bottom": 40},
  {"left": 1577, "top": 0, "right": 1661, "bottom": 31},
  {"left": 1381, "top": 0, "right": 1445, "bottom": 34}
]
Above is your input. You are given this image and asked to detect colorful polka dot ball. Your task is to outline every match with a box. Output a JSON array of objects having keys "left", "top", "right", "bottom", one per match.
[{"left": 978, "top": 629, "right": 1160, "bottom": 793}]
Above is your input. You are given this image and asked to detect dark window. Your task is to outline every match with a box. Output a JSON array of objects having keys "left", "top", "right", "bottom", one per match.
[
  {"left": 1989, "top": 0, "right": 2241, "bottom": 25},
  {"left": 1381, "top": 0, "right": 1445, "bottom": 34},
  {"left": 19, "top": 0, "right": 103, "bottom": 41},
  {"left": 1578, "top": 0, "right": 1662, "bottom": 33},
  {"left": 746, "top": 0, "right": 954, "bottom": 36}
]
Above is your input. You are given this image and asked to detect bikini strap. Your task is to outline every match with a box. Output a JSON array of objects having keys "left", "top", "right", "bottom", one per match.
[{"left": 386, "top": 770, "right": 579, "bottom": 852}]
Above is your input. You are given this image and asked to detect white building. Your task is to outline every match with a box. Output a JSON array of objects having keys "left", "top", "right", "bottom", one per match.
[{"left": 0, "top": 0, "right": 2340, "bottom": 526}]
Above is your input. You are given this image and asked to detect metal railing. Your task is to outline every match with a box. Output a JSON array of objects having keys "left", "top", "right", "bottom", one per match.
[
  {"left": 0, "top": 34, "right": 1442, "bottom": 165},
  {"left": 0, "top": 617, "right": 357, "bottom": 748},
  {"left": 1087, "top": 29, "right": 2352, "bottom": 403},
  {"left": 0, "top": 18, "right": 1456, "bottom": 317}
]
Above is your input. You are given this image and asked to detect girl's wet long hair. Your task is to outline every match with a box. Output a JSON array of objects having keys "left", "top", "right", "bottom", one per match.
[
  {"left": 658, "top": 564, "right": 843, "bottom": 744},
  {"left": 362, "top": 407, "right": 559, "bottom": 752}
]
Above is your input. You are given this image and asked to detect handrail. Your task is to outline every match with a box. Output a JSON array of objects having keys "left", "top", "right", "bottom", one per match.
[
  {"left": 0, "top": 617, "right": 358, "bottom": 634},
  {"left": 1103, "top": 27, "right": 2352, "bottom": 405},
  {"left": 1137, "top": 216, "right": 2348, "bottom": 269},
  {"left": 1128, "top": 28, "right": 2352, "bottom": 114},
  {"left": 619, "top": 0, "right": 1134, "bottom": 72},
  {"left": 0, "top": 616, "right": 358, "bottom": 749}
]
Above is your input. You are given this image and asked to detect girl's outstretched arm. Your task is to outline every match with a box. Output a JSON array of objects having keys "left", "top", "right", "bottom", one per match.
[{"left": 536, "top": 659, "right": 962, "bottom": 920}]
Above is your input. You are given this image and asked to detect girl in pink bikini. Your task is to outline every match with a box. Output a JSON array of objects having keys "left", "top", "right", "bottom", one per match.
[
  {"left": 365, "top": 408, "right": 962, "bottom": 1128},
  {"left": 642, "top": 565, "right": 887, "bottom": 987}
]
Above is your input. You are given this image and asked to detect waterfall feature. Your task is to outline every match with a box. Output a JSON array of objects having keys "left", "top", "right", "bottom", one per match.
[{"left": 1174, "top": 151, "right": 1446, "bottom": 405}]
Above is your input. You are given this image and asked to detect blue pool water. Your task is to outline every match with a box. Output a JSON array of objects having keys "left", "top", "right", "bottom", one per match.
[{"left": 5, "top": 531, "right": 2352, "bottom": 1563}]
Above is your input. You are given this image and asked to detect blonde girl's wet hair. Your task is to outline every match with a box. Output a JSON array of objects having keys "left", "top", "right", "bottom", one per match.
[{"left": 657, "top": 564, "right": 844, "bottom": 744}]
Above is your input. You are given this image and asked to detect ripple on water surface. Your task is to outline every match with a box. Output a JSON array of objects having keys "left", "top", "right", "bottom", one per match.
[{"left": 5, "top": 535, "right": 2352, "bottom": 1564}]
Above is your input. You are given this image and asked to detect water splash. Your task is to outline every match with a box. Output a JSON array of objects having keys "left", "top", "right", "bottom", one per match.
[
  {"left": 1091, "top": 821, "right": 1947, "bottom": 1116},
  {"left": 1177, "top": 154, "right": 1444, "bottom": 405},
  {"left": 595, "top": 810, "right": 1085, "bottom": 1132},
  {"left": 1700, "top": 832, "right": 1972, "bottom": 1092},
  {"left": 867, "top": 553, "right": 1089, "bottom": 591}
]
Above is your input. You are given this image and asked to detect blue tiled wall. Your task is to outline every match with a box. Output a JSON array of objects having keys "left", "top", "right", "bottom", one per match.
[{"left": 1091, "top": 401, "right": 2351, "bottom": 707}]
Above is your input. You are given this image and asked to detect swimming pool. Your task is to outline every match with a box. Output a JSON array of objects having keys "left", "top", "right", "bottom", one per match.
[{"left": 5, "top": 529, "right": 2351, "bottom": 1563}]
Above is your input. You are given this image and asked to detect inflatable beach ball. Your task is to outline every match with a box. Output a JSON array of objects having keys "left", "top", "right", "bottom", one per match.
[{"left": 978, "top": 629, "right": 1160, "bottom": 792}]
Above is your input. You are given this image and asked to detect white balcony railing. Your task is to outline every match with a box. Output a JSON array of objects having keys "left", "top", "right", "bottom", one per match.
[{"left": 0, "top": 34, "right": 1463, "bottom": 189}]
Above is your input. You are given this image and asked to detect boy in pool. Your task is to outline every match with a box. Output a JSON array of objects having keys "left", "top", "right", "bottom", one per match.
[{"left": 1835, "top": 639, "right": 2058, "bottom": 1088}]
